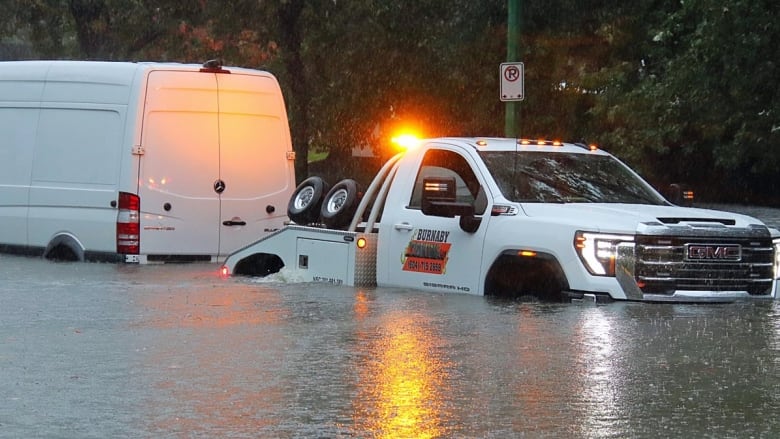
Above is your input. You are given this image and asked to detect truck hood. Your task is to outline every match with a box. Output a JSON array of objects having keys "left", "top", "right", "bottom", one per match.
[{"left": 518, "top": 203, "right": 767, "bottom": 234}]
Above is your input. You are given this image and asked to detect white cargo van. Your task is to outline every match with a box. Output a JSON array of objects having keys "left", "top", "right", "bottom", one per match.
[{"left": 0, "top": 60, "right": 296, "bottom": 263}]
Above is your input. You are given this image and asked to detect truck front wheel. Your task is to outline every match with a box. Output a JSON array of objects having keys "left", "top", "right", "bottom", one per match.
[{"left": 484, "top": 252, "right": 569, "bottom": 302}]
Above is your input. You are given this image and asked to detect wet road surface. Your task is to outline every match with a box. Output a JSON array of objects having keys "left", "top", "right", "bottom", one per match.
[{"left": 2, "top": 252, "right": 780, "bottom": 438}]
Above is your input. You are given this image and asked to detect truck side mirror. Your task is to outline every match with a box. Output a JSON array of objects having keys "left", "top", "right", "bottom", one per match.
[
  {"left": 665, "top": 183, "right": 694, "bottom": 207},
  {"left": 421, "top": 177, "right": 481, "bottom": 233}
]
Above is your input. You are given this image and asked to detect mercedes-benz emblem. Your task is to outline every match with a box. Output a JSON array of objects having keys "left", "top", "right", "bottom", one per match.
[{"left": 214, "top": 179, "right": 226, "bottom": 194}]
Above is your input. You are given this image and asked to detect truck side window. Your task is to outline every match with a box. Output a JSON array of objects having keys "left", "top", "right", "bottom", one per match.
[{"left": 409, "top": 149, "right": 486, "bottom": 214}]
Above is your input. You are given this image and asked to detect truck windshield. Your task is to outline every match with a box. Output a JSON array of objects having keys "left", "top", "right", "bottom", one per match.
[{"left": 479, "top": 151, "right": 667, "bottom": 205}]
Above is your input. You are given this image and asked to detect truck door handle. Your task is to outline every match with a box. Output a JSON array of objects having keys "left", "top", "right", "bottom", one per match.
[
  {"left": 394, "top": 222, "right": 414, "bottom": 231},
  {"left": 223, "top": 218, "right": 246, "bottom": 226}
]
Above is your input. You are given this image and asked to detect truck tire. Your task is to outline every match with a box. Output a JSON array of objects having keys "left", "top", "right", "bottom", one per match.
[
  {"left": 484, "top": 251, "right": 568, "bottom": 302},
  {"left": 288, "top": 176, "right": 329, "bottom": 225},
  {"left": 320, "top": 179, "right": 360, "bottom": 229}
]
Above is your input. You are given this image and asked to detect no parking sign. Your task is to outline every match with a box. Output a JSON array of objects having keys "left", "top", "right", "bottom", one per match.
[{"left": 500, "top": 62, "right": 524, "bottom": 101}]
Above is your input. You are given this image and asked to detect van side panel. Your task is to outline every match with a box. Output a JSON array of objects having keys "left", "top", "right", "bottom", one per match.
[
  {"left": 216, "top": 73, "right": 296, "bottom": 254},
  {"left": 23, "top": 61, "right": 135, "bottom": 256},
  {"left": 137, "top": 70, "right": 221, "bottom": 257},
  {"left": 0, "top": 108, "right": 37, "bottom": 247},
  {"left": 0, "top": 64, "right": 46, "bottom": 249},
  {"left": 27, "top": 107, "right": 125, "bottom": 254}
]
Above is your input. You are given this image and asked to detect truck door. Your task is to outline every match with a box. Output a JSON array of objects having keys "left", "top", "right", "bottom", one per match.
[
  {"left": 138, "top": 71, "right": 221, "bottom": 258},
  {"left": 215, "top": 73, "right": 295, "bottom": 256},
  {"left": 379, "top": 147, "right": 492, "bottom": 294}
]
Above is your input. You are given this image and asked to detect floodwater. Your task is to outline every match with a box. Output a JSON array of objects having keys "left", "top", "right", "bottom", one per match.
[
  {"left": 1, "top": 256, "right": 780, "bottom": 438},
  {"left": 1, "top": 204, "right": 779, "bottom": 438}
]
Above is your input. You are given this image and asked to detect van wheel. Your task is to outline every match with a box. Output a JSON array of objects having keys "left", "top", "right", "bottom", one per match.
[
  {"left": 320, "top": 179, "right": 360, "bottom": 229},
  {"left": 44, "top": 235, "right": 85, "bottom": 262},
  {"left": 288, "top": 176, "right": 329, "bottom": 225}
]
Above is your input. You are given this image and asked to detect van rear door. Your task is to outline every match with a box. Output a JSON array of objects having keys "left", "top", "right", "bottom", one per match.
[
  {"left": 215, "top": 73, "right": 294, "bottom": 255},
  {"left": 138, "top": 70, "right": 221, "bottom": 259}
]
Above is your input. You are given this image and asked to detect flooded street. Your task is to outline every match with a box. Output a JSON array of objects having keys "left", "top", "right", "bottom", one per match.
[{"left": 2, "top": 246, "right": 780, "bottom": 437}]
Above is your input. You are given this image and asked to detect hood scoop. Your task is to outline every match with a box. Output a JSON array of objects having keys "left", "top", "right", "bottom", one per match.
[{"left": 656, "top": 217, "right": 736, "bottom": 226}]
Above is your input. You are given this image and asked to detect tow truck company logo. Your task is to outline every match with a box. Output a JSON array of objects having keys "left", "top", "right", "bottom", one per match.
[
  {"left": 402, "top": 229, "right": 452, "bottom": 274},
  {"left": 685, "top": 244, "right": 741, "bottom": 261}
]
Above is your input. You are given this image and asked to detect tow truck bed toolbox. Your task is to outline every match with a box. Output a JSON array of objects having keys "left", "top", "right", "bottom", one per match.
[{"left": 225, "top": 225, "right": 378, "bottom": 286}]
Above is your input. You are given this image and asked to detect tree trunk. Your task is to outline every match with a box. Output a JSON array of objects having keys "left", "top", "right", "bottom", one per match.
[{"left": 278, "top": 0, "right": 309, "bottom": 183}]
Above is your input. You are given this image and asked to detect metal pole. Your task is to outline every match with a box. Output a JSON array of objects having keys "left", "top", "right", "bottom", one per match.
[{"left": 505, "top": 0, "right": 519, "bottom": 138}]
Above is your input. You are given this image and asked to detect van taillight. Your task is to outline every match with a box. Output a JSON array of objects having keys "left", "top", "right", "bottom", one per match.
[{"left": 117, "top": 192, "right": 140, "bottom": 254}]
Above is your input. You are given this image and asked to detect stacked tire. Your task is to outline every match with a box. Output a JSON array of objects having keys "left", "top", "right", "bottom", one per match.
[{"left": 287, "top": 177, "right": 360, "bottom": 229}]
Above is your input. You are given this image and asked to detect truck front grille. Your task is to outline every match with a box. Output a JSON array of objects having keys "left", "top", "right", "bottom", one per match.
[{"left": 634, "top": 236, "right": 775, "bottom": 296}]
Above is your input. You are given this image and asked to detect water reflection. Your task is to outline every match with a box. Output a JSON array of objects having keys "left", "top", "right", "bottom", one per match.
[
  {"left": 490, "top": 303, "right": 624, "bottom": 436},
  {"left": 119, "top": 268, "right": 780, "bottom": 437},
  {"left": 6, "top": 254, "right": 780, "bottom": 437},
  {"left": 352, "top": 300, "right": 450, "bottom": 438},
  {"left": 573, "top": 307, "right": 623, "bottom": 438},
  {"left": 128, "top": 266, "right": 291, "bottom": 436}
]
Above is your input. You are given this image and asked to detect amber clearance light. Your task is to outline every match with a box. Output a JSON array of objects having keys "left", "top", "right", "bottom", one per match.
[{"left": 391, "top": 133, "right": 421, "bottom": 150}]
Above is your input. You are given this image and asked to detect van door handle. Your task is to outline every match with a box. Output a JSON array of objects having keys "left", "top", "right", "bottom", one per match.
[
  {"left": 394, "top": 222, "right": 414, "bottom": 231},
  {"left": 222, "top": 218, "right": 246, "bottom": 226}
]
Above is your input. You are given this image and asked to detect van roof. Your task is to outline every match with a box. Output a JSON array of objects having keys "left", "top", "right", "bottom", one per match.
[
  {"left": 0, "top": 60, "right": 277, "bottom": 104},
  {"left": 0, "top": 60, "right": 273, "bottom": 84}
]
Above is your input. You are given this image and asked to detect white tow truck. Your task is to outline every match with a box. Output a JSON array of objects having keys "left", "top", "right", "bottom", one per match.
[{"left": 222, "top": 137, "right": 780, "bottom": 302}]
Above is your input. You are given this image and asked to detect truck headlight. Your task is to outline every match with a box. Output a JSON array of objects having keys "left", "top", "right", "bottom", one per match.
[{"left": 575, "top": 231, "right": 635, "bottom": 276}]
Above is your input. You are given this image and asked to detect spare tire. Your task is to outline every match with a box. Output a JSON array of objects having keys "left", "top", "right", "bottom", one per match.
[
  {"left": 287, "top": 176, "right": 329, "bottom": 225},
  {"left": 320, "top": 179, "right": 360, "bottom": 229}
]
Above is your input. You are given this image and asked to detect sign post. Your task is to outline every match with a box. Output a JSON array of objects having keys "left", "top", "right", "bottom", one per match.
[{"left": 504, "top": 0, "right": 521, "bottom": 138}]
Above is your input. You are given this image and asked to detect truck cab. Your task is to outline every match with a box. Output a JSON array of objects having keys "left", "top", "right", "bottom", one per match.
[{"left": 224, "top": 137, "right": 780, "bottom": 303}]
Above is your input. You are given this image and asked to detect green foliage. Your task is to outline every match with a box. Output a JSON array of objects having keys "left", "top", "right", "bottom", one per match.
[
  {"left": 587, "top": 0, "right": 779, "bottom": 202},
  {"left": 1, "top": 0, "right": 777, "bottom": 203}
]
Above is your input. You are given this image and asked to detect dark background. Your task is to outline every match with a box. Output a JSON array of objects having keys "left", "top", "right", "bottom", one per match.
[{"left": 2, "top": 0, "right": 777, "bottom": 204}]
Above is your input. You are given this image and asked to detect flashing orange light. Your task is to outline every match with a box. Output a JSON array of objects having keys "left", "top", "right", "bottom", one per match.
[
  {"left": 519, "top": 250, "right": 537, "bottom": 257},
  {"left": 588, "top": 144, "right": 598, "bottom": 151},
  {"left": 536, "top": 139, "right": 546, "bottom": 146},
  {"left": 357, "top": 237, "right": 367, "bottom": 249},
  {"left": 476, "top": 139, "right": 488, "bottom": 147},
  {"left": 552, "top": 140, "right": 562, "bottom": 146},
  {"left": 520, "top": 139, "right": 531, "bottom": 145},
  {"left": 391, "top": 133, "right": 421, "bottom": 150}
]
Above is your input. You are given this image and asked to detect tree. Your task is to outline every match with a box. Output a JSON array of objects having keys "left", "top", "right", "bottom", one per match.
[
  {"left": 2, "top": 0, "right": 777, "bottom": 203},
  {"left": 587, "top": 0, "right": 780, "bottom": 203}
]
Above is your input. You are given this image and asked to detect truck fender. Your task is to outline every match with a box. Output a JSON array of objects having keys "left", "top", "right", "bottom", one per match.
[
  {"left": 44, "top": 233, "right": 85, "bottom": 262},
  {"left": 483, "top": 250, "right": 569, "bottom": 301}
]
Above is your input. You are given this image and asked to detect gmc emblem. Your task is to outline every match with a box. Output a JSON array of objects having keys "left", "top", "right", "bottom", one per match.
[{"left": 685, "top": 244, "right": 741, "bottom": 261}]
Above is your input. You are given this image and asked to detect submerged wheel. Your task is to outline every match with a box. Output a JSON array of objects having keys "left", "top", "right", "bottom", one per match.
[
  {"left": 287, "top": 176, "right": 329, "bottom": 225},
  {"left": 320, "top": 179, "right": 360, "bottom": 229},
  {"left": 484, "top": 252, "right": 569, "bottom": 302}
]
